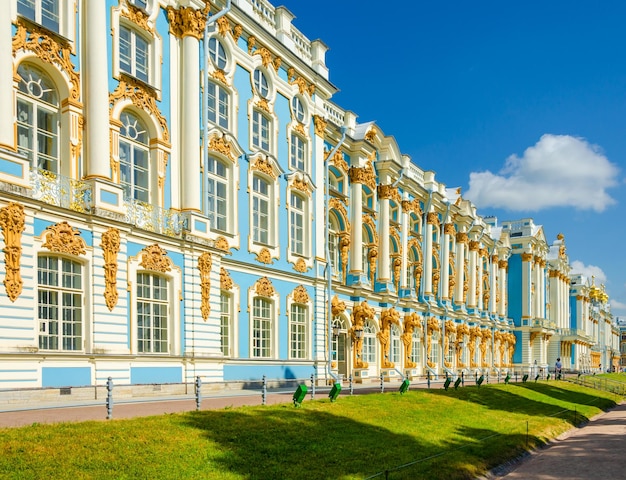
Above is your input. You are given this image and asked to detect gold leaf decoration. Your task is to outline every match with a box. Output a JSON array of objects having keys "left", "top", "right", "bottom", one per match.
[
  {"left": 255, "top": 276, "right": 275, "bottom": 297},
  {"left": 0, "top": 203, "right": 25, "bottom": 302},
  {"left": 101, "top": 228, "right": 120, "bottom": 311},
  {"left": 220, "top": 267, "right": 233, "bottom": 291},
  {"left": 292, "top": 285, "right": 310, "bottom": 304},
  {"left": 198, "top": 252, "right": 212, "bottom": 321},
  {"left": 255, "top": 248, "right": 273, "bottom": 264},
  {"left": 139, "top": 244, "right": 172, "bottom": 272},
  {"left": 42, "top": 222, "right": 86, "bottom": 256}
]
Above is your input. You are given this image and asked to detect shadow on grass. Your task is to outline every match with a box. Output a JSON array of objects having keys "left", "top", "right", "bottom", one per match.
[
  {"left": 427, "top": 382, "right": 615, "bottom": 427},
  {"left": 180, "top": 404, "right": 542, "bottom": 480}
]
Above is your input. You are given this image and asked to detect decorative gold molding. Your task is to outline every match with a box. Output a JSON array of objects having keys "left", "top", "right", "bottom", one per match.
[
  {"left": 329, "top": 149, "right": 348, "bottom": 173},
  {"left": 255, "top": 276, "right": 275, "bottom": 297},
  {"left": 377, "top": 184, "right": 400, "bottom": 202},
  {"left": 198, "top": 252, "right": 212, "bottom": 321},
  {"left": 292, "top": 285, "right": 310, "bottom": 304},
  {"left": 292, "top": 177, "right": 312, "bottom": 195},
  {"left": 456, "top": 232, "right": 468, "bottom": 244},
  {"left": 293, "top": 258, "right": 307, "bottom": 273},
  {"left": 402, "top": 313, "right": 422, "bottom": 368},
  {"left": 364, "top": 127, "right": 377, "bottom": 143},
  {"left": 215, "top": 236, "right": 231, "bottom": 253},
  {"left": 12, "top": 20, "right": 81, "bottom": 101},
  {"left": 443, "top": 223, "right": 456, "bottom": 235},
  {"left": 232, "top": 24, "right": 243, "bottom": 42},
  {"left": 256, "top": 97, "right": 271, "bottom": 112},
  {"left": 251, "top": 156, "right": 278, "bottom": 179},
  {"left": 287, "top": 67, "right": 315, "bottom": 96},
  {"left": 216, "top": 16, "right": 230, "bottom": 37},
  {"left": 331, "top": 295, "right": 346, "bottom": 317},
  {"left": 166, "top": 5, "right": 210, "bottom": 40},
  {"left": 329, "top": 199, "right": 350, "bottom": 234},
  {"left": 469, "top": 240, "right": 480, "bottom": 251},
  {"left": 220, "top": 267, "right": 233, "bottom": 291},
  {"left": 43, "top": 222, "right": 86, "bottom": 256},
  {"left": 0, "top": 203, "right": 25, "bottom": 302},
  {"left": 211, "top": 69, "right": 228, "bottom": 85},
  {"left": 209, "top": 134, "right": 236, "bottom": 162},
  {"left": 255, "top": 247, "right": 273, "bottom": 264},
  {"left": 139, "top": 244, "right": 172, "bottom": 273},
  {"left": 426, "top": 212, "right": 439, "bottom": 226},
  {"left": 109, "top": 77, "right": 170, "bottom": 142},
  {"left": 121, "top": 5, "right": 153, "bottom": 33},
  {"left": 521, "top": 252, "right": 533, "bottom": 262},
  {"left": 348, "top": 166, "right": 376, "bottom": 191},
  {"left": 101, "top": 228, "right": 120, "bottom": 311},
  {"left": 314, "top": 116, "right": 327, "bottom": 137}
]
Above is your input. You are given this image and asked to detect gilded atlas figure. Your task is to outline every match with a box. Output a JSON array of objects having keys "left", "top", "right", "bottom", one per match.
[
  {"left": 401, "top": 313, "right": 422, "bottom": 368},
  {"left": 378, "top": 308, "right": 401, "bottom": 368},
  {"left": 350, "top": 301, "right": 375, "bottom": 369}
]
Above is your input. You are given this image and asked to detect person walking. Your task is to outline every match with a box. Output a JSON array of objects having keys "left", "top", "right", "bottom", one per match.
[{"left": 555, "top": 357, "right": 562, "bottom": 379}]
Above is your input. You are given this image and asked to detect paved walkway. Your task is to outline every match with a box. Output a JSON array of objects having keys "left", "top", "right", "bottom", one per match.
[{"left": 493, "top": 401, "right": 626, "bottom": 479}]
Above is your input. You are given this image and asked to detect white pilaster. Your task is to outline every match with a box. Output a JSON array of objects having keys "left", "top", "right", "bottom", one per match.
[{"left": 0, "top": 7, "right": 13, "bottom": 150}]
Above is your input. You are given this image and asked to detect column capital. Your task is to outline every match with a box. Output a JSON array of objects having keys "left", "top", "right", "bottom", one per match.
[{"left": 167, "top": 5, "right": 210, "bottom": 40}]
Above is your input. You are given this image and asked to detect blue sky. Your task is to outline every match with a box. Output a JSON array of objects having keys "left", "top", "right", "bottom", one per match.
[{"left": 281, "top": 1, "right": 626, "bottom": 317}]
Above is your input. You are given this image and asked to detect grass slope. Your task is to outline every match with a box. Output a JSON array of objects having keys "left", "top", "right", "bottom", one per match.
[{"left": 0, "top": 381, "right": 618, "bottom": 480}]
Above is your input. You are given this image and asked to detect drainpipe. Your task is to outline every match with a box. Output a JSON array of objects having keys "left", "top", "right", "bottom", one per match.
[
  {"left": 202, "top": 0, "right": 232, "bottom": 216},
  {"left": 325, "top": 127, "right": 348, "bottom": 384}
]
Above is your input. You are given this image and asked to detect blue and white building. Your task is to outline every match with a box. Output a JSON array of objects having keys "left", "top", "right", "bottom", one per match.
[{"left": 0, "top": 0, "right": 618, "bottom": 390}]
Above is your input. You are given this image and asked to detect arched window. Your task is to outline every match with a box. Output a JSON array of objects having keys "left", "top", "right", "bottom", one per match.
[
  {"left": 119, "top": 111, "right": 150, "bottom": 203},
  {"left": 331, "top": 316, "right": 347, "bottom": 362},
  {"left": 328, "top": 214, "right": 341, "bottom": 276},
  {"left": 136, "top": 272, "right": 169, "bottom": 353},
  {"left": 329, "top": 168, "right": 344, "bottom": 194},
  {"left": 207, "top": 156, "right": 228, "bottom": 231},
  {"left": 208, "top": 37, "right": 228, "bottom": 70},
  {"left": 390, "top": 324, "right": 401, "bottom": 364},
  {"left": 411, "top": 330, "right": 422, "bottom": 364},
  {"left": 38, "top": 255, "right": 83, "bottom": 351},
  {"left": 252, "top": 297, "right": 272, "bottom": 358},
  {"left": 363, "top": 319, "right": 377, "bottom": 364},
  {"left": 17, "top": 64, "right": 59, "bottom": 173}
]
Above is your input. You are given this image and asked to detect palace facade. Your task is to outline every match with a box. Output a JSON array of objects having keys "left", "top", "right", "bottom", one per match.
[{"left": 0, "top": 0, "right": 619, "bottom": 389}]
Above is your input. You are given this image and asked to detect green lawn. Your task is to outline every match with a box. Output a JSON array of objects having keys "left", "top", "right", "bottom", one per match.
[{"left": 0, "top": 381, "right": 618, "bottom": 480}]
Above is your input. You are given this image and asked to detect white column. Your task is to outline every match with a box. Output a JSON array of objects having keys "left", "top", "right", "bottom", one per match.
[
  {"left": 522, "top": 253, "right": 533, "bottom": 321},
  {"left": 400, "top": 198, "right": 409, "bottom": 292},
  {"left": 348, "top": 172, "right": 364, "bottom": 278},
  {"left": 454, "top": 232, "right": 467, "bottom": 306},
  {"left": 489, "top": 255, "right": 498, "bottom": 314},
  {"left": 376, "top": 182, "right": 392, "bottom": 287},
  {"left": 468, "top": 241, "right": 479, "bottom": 308},
  {"left": 0, "top": 8, "right": 14, "bottom": 150},
  {"left": 181, "top": 34, "right": 201, "bottom": 211},
  {"left": 440, "top": 226, "right": 450, "bottom": 300},
  {"left": 83, "top": 0, "right": 111, "bottom": 179},
  {"left": 539, "top": 259, "right": 546, "bottom": 319},
  {"left": 498, "top": 260, "right": 508, "bottom": 317},
  {"left": 423, "top": 212, "right": 435, "bottom": 295}
]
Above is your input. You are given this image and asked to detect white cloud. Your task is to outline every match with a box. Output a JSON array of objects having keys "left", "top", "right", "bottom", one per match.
[
  {"left": 466, "top": 134, "right": 619, "bottom": 212},
  {"left": 569, "top": 260, "right": 607, "bottom": 284},
  {"left": 611, "top": 299, "right": 626, "bottom": 313}
]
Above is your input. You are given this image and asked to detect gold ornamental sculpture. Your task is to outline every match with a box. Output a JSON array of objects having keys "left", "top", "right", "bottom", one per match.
[
  {"left": 377, "top": 308, "right": 400, "bottom": 369},
  {"left": 0, "top": 203, "right": 25, "bottom": 302},
  {"left": 198, "top": 252, "right": 212, "bottom": 321},
  {"left": 350, "top": 301, "right": 375, "bottom": 369},
  {"left": 101, "top": 228, "right": 120, "bottom": 311}
]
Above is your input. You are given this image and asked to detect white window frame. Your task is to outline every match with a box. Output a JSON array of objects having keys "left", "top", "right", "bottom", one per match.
[
  {"left": 251, "top": 297, "right": 273, "bottom": 358},
  {"left": 252, "top": 175, "right": 271, "bottom": 245},
  {"left": 16, "top": 63, "right": 60, "bottom": 174},
  {"left": 128, "top": 255, "right": 181, "bottom": 356},
  {"left": 136, "top": 272, "right": 169, "bottom": 354},
  {"left": 329, "top": 215, "right": 340, "bottom": 277},
  {"left": 363, "top": 320, "right": 377, "bottom": 364},
  {"left": 289, "top": 303, "right": 308, "bottom": 360},
  {"left": 206, "top": 81, "right": 230, "bottom": 130},
  {"left": 390, "top": 324, "right": 401, "bottom": 365},
  {"left": 252, "top": 109, "right": 271, "bottom": 152},
  {"left": 220, "top": 291, "right": 232, "bottom": 356},
  {"left": 119, "top": 110, "right": 151, "bottom": 203},
  {"left": 288, "top": 191, "right": 307, "bottom": 257},
  {"left": 206, "top": 155, "right": 229, "bottom": 232},
  {"left": 289, "top": 133, "right": 306, "bottom": 171},
  {"left": 112, "top": 9, "right": 162, "bottom": 93},
  {"left": 16, "top": 0, "right": 76, "bottom": 42},
  {"left": 37, "top": 255, "right": 84, "bottom": 352},
  {"left": 410, "top": 330, "right": 422, "bottom": 364}
]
